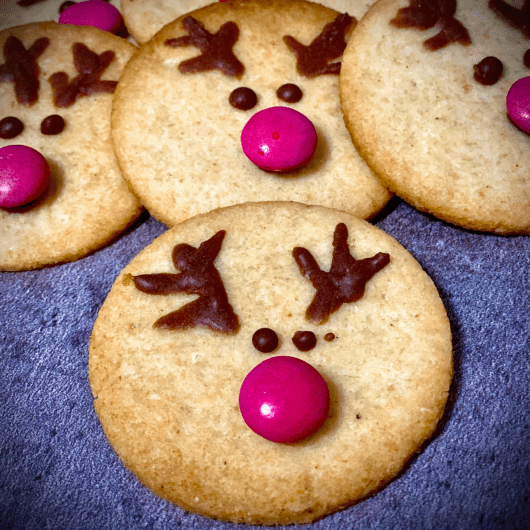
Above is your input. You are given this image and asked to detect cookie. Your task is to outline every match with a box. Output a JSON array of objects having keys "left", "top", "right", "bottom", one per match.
[
  {"left": 111, "top": 0, "right": 391, "bottom": 228},
  {"left": 89, "top": 201, "right": 452, "bottom": 525},
  {"left": 0, "top": 22, "right": 142, "bottom": 270},
  {"left": 0, "top": 0, "right": 122, "bottom": 32},
  {"left": 119, "top": 0, "right": 377, "bottom": 44},
  {"left": 340, "top": 0, "right": 530, "bottom": 234}
]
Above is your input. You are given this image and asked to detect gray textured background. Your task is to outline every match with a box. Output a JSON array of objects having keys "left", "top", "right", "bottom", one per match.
[{"left": 2, "top": 198, "right": 529, "bottom": 530}]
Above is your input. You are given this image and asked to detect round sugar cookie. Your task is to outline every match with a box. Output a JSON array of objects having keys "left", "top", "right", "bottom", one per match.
[
  {"left": 111, "top": 0, "right": 391, "bottom": 228},
  {"left": 340, "top": 0, "right": 530, "bottom": 234},
  {"left": 119, "top": 0, "right": 377, "bottom": 44},
  {"left": 89, "top": 201, "right": 452, "bottom": 525},
  {"left": 0, "top": 22, "right": 142, "bottom": 270}
]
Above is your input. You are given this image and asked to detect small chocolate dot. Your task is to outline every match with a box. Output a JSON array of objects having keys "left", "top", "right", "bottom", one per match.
[
  {"left": 229, "top": 87, "right": 257, "bottom": 111},
  {"left": 324, "top": 333, "right": 335, "bottom": 342},
  {"left": 0, "top": 117, "right": 24, "bottom": 139},
  {"left": 356, "top": 414, "right": 361, "bottom": 419},
  {"left": 58, "top": 1, "right": 76, "bottom": 13},
  {"left": 524, "top": 49, "right": 530, "bottom": 69},
  {"left": 276, "top": 83, "right": 303, "bottom": 103},
  {"left": 292, "top": 331, "right": 317, "bottom": 352},
  {"left": 252, "top": 328, "right": 279, "bottom": 353},
  {"left": 473, "top": 56, "right": 503, "bottom": 86},
  {"left": 41, "top": 115, "right": 65, "bottom": 135}
]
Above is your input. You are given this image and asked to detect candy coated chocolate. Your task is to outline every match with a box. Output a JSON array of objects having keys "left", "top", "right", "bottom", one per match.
[
  {"left": 0, "top": 145, "right": 50, "bottom": 208},
  {"left": 239, "top": 355, "right": 330, "bottom": 443},
  {"left": 241, "top": 106, "right": 317, "bottom": 172},
  {"left": 507, "top": 77, "right": 530, "bottom": 134},
  {"left": 59, "top": 0, "right": 123, "bottom": 34}
]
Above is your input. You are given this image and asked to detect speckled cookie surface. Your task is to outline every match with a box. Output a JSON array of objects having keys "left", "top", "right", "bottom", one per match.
[
  {"left": 340, "top": 0, "right": 530, "bottom": 234},
  {"left": 0, "top": 22, "right": 142, "bottom": 270},
  {"left": 111, "top": 0, "right": 391, "bottom": 228},
  {"left": 120, "top": 0, "right": 377, "bottom": 44},
  {"left": 89, "top": 201, "right": 452, "bottom": 525}
]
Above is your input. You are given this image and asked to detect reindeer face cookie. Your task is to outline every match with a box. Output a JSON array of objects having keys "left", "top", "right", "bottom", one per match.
[
  {"left": 89, "top": 201, "right": 452, "bottom": 525},
  {"left": 0, "top": 22, "right": 142, "bottom": 270},
  {"left": 340, "top": 0, "right": 530, "bottom": 234},
  {"left": 111, "top": 0, "right": 391, "bottom": 228}
]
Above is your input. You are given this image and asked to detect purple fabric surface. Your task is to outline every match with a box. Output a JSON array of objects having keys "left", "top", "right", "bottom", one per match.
[{"left": 1, "top": 199, "right": 529, "bottom": 530}]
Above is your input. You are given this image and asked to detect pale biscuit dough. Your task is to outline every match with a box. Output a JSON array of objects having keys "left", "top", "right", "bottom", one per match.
[
  {"left": 340, "top": 0, "right": 530, "bottom": 234},
  {"left": 0, "top": 0, "right": 121, "bottom": 31},
  {"left": 89, "top": 201, "right": 452, "bottom": 525},
  {"left": 0, "top": 23, "right": 142, "bottom": 270},
  {"left": 120, "top": 0, "right": 377, "bottom": 44},
  {"left": 111, "top": 0, "right": 391, "bottom": 228}
]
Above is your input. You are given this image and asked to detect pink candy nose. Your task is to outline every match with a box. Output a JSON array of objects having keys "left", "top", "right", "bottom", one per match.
[
  {"left": 59, "top": 0, "right": 123, "bottom": 34},
  {"left": 241, "top": 106, "right": 318, "bottom": 172},
  {"left": 0, "top": 145, "right": 50, "bottom": 208},
  {"left": 239, "top": 355, "right": 330, "bottom": 443},
  {"left": 507, "top": 77, "right": 530, "bottom": 134}
]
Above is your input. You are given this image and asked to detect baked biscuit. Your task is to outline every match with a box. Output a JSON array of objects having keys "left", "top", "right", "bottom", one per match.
[
  {"left": 89, "top": 201, "right": 452, "bottom": 525},
  {"left": 0, "top": 22, "right": 142, "bottom": 270},
  {"left": 120, "top": 0, "right": 377, "bottom": 44},
  {"left": 340, "top": 0, "right": 530, "bottom": 234},
  {"left": 111, "top": 0, "right": 391, "bottom": 227}
]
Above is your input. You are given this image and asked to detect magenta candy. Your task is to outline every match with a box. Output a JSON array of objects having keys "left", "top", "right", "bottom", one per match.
[
  {"left": 241, "top": 106, "right": 317, "bottom": 172},
  {"left": 239, "top": 355, "right": 330, "bottom": 443},
  {"left": 59, "top": 0, "right": 123, "bottom": 34},
  {"left": 506, "top": 77, "right": 530, "bottom": 134},
  {"left": 0, "top": 145, "right": 50, "bottom": 208}
]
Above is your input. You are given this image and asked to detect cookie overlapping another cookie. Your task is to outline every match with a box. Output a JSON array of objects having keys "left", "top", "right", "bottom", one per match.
[
  {"left": 340, "top": 0, "right": 530, "bottom": 234},
  {"left": 89, "top": 201, "right": 453, "bottom": 525},
  {"left": 111, "top": 0, "right": 392, "bottom": 228},
  {"left": 0, "top": 22, "right": 142, "bottom": 270}
]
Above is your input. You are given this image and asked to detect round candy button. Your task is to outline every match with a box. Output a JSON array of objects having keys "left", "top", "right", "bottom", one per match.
[
  {"left": 239, "top": 355, "right": 330, "bottom": 443},
  {"left": 0, "top": 145, "right": 50, "bottom": 208},
  {"left": 241, "top": 106, "right": 317, "bottom": 172},
  {"left": 59, "top": 0, "right": 123, "bottom": 34},
  {"left": 506, "top": 77, "right": 530, "bottom": 134}
]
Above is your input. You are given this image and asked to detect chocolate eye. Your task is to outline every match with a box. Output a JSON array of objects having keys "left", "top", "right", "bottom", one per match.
[
  {"left": 292, "top": 331, "right": 317, "bottom": 352},
  {"left": 229, "top": 87, "right": 258, "bottom": 111},
  {"left": 473, "top": 56, "right": 503, "bottom": 86},
  {"left": 0, "top": 117, "right": 24, "bottom": 139},
  {"left": 41, "top": 114, "right": 65, "bottom": 135},
  {"left": 252, "top": 328, "right": 279, "bottom": 353},
  {"left": 276, "top": 83, "right": 303, "bottom": 103}
]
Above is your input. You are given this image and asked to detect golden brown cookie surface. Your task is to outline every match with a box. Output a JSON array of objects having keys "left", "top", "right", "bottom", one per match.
[
  {"left": 340, "top": 0, "right": 530, "bottom": 234},
  {"left": 0, "top": 22, "right": 142, "bottom": 270},
  {"left": 120, "top": 0, "right": 377, "bottom": 44},
  {"left": 112, "top": 0, "right": 391, "bottom": 228},
  {"left": 89, "top": 201, "right": 452, "bottom": 525}
]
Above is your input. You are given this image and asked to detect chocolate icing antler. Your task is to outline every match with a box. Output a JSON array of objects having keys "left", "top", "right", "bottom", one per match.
[
  {"left": 390, "top": 0, "right": 471, "bottom": 51},
  {"left": 165, "top": 16, "right": 244, "bottom": 78},
  {"left": 293, "top": 223, "right": 390, "bottom": 325},
  {"left": 283, "top": 13, "right": 355, "bottom": 78},
  {"left": 133, "top": 230, "right": 240, "bottom": 334},
  {"left": 48, "top": 43, "right": 118, "bottom": 108},
  {"left": 489, "top": 0, "right": 530, "bottom": 37},
  {"left": 0, "top": 36, "right": 49, "bottom": 106}
]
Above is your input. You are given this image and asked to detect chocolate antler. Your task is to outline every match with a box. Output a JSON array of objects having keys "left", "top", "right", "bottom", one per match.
[
  {"left": 390, "top": 0, "right": 471, "bottom": 50},
  {"left": 293, "top": 223, "right": 390, "bottom": 325},
  {"left": 489, "top": 0, "right": 530, "bottom": 37},
  {"left": 48, "top": 43, "right": 118, "bottom": 108},
  {"left": 283, "top": 13, "right": 355, "bottom": 78},
  {"left": 165, "top": 16, "right": 244, "bottom": 78},
  {"left": 133, "top": 230, "right": 240, "bottom": 334},
  {"left": 0, "top": 36, "right": 49, "bottom": 106}
]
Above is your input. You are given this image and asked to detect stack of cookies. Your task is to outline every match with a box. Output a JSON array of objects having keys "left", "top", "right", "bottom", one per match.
[{"left": 2, "top": 0, "right": 528, "bottom": 525}]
